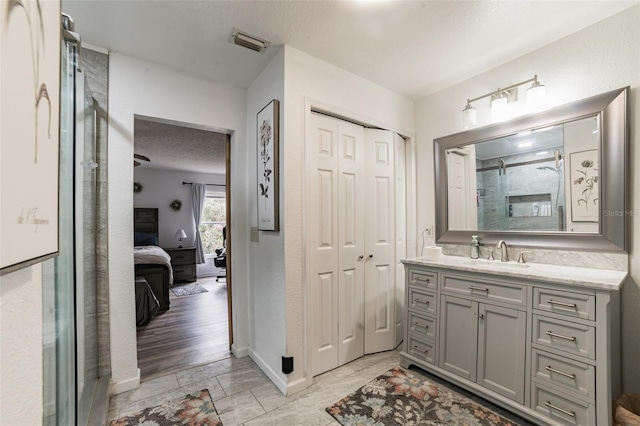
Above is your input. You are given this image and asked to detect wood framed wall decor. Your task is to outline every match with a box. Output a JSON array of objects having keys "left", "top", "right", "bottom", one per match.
[
  {"left": 256, "top": 99, "right": 279, "bottom": 231},
  {"left": 1, "top": 0, "right": 61, "bottom": 275}
]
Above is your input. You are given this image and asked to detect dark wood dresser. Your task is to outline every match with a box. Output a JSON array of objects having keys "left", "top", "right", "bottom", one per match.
[{"left": 164, "top": 247, "right": 197, "bottom": 283}]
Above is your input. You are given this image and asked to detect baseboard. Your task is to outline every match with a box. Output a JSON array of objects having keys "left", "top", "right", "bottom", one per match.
[
  {"left": 231, "top": 343, "right": 249, "bottom": 358},
  {"left": 110, "top": 369, "right": 140, "bottom": 395},
  {"left": 249, "top": 350, "right": 287, "bottom": 395},
  {"left": 286, "top": 376, "right": 309, "bottom": 395}
]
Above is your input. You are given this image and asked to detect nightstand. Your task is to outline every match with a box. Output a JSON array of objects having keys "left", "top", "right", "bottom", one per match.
[{"left": 164, "top": 247, "right": 197, "bottom": 283}]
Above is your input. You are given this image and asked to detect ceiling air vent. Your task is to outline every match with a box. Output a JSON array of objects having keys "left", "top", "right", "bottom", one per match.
[{"left": 228, "top": 28, "right": 271, "bottom": 53}]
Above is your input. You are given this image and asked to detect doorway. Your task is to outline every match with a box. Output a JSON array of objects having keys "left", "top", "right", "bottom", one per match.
[{"left": 132, "top": 117, "right": 233, "bottom": 381}]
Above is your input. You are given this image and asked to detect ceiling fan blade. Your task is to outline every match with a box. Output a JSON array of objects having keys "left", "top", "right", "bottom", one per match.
[{"left": 134, "top": 154, "right": 150, "bottom": 162}]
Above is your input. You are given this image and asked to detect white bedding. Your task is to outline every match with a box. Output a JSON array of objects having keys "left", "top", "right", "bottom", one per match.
[{"left": 134, "top": 245, "right": 174, "bottom": 284}]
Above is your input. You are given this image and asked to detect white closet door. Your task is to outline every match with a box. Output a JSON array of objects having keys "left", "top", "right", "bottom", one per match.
[
  {"left": 309, "top": 113, "right": 340, "bottom": 376},
  {"left": 337, "top": 120, "right": 365, "bottom": 366},
  {"left": 447, "top": 150, "right": 468, "bottom": 230},
  {"left": 394, "top": 133, "right": 406, "bottom": 348},
  {"left": 364, "top": 129, "right": 396, "bottom": 354}
]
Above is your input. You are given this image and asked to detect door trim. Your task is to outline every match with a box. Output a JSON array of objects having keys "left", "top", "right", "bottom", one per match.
[{"left": 226, "top": 134, "right": 233, "bottom": 348}]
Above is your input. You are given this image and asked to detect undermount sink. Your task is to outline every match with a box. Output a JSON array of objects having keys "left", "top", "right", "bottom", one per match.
[{"left": 463, "top": 259, "right": 530, "bottom": 268}]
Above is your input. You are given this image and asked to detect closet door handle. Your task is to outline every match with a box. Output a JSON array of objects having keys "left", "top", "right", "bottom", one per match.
[
  {"left": 546, "top": 331, "right": 576, "bottom": 342},
  {"left": 544, "top": 401, "right": 575, "bottom": 418}
]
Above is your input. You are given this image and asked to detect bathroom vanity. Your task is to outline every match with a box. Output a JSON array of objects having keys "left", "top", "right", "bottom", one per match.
[{"left": 400, "top": 256, "right": 626, "bottom": 426}]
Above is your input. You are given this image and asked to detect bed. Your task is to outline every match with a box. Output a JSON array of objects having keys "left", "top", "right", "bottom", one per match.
[{"left": 134, "top": 208, "right": 173, "bottom": 316}]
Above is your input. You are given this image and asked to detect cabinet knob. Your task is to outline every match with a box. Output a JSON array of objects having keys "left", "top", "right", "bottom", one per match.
[
  {"left": 479, "top": 314, "right": 485, "bottom": 320},
  {"left": 368, "top": 254, "right": 373, "bottom": 259},
  {"left": 358, "top": 255, "right": 364, "bottom": 260}
]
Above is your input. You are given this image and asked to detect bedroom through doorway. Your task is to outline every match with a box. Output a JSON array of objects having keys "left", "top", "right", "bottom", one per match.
[{"left": 132, "top": 116, "right": 233, "bottom": 381}]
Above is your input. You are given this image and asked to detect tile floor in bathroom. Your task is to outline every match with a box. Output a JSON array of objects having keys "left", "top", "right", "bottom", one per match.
[
  {"left": 108, "top": 348, "right": 401, "bottom": 426},
  {"left": 108, "top": 347, "right": 532, "bottom": 426}
]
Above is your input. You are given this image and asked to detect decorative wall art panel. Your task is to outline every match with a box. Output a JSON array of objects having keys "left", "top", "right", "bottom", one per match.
[
  {"left": 256, "top": 99, "right": 279, "bottom": 231},
  {"left": 1, "top": 0, "right": 61, "bottom": 274}
]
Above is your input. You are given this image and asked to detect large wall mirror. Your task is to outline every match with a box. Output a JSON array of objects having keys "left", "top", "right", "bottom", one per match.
[{"left": 435, "top": 87, "right": 629, "bottom": 252}]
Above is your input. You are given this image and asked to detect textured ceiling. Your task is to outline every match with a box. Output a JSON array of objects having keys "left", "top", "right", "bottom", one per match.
[
  {"left": 63, "top": 0, "right": 637, "bottom": 173},
  {"left": 134, "top": 118, "right": 227, "bottom": 175}
]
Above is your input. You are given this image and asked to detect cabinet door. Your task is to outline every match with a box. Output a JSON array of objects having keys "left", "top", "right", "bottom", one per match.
[
  {"left": 477, "top": 304, "right": 526, "bottom": 404},
  {"left": 439, "top": 296, "right": 478, "bottom": 381}
]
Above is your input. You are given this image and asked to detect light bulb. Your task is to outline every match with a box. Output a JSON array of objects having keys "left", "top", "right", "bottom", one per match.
[
  {"left": 462, "top": 103, "right": 477, "bottom": 129},
  {"left": 491, "top": 94, "right": 509, "bottom": 122},
  {"left": 527, "top": 80, "right": 546, "bottom": 111}
]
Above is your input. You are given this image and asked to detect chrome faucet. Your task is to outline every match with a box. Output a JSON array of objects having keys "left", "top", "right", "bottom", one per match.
[{"left": 496, "top": 240, "right": 509, "bottom": 262}]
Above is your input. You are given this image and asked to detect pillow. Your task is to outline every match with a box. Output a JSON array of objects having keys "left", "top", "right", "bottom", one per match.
[{"left": 134, "top": 232, "right": 158, "bottom": 246}]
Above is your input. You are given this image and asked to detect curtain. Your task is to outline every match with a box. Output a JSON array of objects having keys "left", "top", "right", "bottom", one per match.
[{"left": 192, "top": 183, "right": 206, "bottom": 264}]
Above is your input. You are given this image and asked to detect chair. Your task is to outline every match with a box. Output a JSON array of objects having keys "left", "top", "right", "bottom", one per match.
[{"left": 214, "top": 226, "right": 226, "bottom": 281}]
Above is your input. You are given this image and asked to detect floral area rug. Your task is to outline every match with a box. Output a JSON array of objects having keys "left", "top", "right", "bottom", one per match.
[
  {"left": 326, "top": 367, "right": 519, "bottom": 425},
  {"left": 171, "top": 283, "right": 208, "bottom": 297},
  {"left": 111, "top": 389, "right": 222, "bottom": 426}
]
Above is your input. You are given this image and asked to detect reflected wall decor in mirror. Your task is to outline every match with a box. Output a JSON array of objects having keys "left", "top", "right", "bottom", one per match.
[{"left": 435, "top": 87, "right": 629, "bottom": 252}]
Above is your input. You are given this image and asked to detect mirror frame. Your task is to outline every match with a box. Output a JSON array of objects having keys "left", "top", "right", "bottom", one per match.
[{"left": 435, "top": 87, "right": 629, "bottom": 253}]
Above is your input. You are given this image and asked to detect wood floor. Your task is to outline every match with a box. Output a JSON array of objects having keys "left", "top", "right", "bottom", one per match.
[{"left": 136, "top": 277, "right": 230, "bottom": 381}]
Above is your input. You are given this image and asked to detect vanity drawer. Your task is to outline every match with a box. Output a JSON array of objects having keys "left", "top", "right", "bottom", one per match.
[
  {"left": 408, "top": 269, "right": 437, "bottom": 290},
  {"left": 531, "top": 382, "right": 595, "bottom": 426},
  {"left": 408, "top": 311, "right": 436, "bottom": 342},
  {"left": 533, "top": 315, "right": 595, "bottom": 360},
  {"left": 533, "top": 287, "right": 595, "bottom": 320},
  {"left": 408, "top": 287, "right": 437, "bottom": 316},
  {"left": 442, "top": 275, "right": 525, "bottom": 307},
  {"left": 407, "top": 335, "right": 435, "bottom": 364},
  {"left": 532, "top": 349, "right": 595, "bottom": 399}
]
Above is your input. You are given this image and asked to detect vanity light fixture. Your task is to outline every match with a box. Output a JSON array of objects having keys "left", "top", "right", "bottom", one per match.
[{"left": 461, "top": 75, "right": 547, "bottom": 127}]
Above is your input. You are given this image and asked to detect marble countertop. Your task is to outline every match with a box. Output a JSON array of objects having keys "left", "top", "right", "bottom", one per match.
[{"left": 402, "top": 255, "right": 627, "bottom": 291}]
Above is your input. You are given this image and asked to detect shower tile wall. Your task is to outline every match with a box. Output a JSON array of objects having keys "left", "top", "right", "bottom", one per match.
[
  {"left": 81, "top": 48, "right": 110, "bottom": 378},
  {"left": 477, "top": 149, "right": 564, "bottom": 231}
]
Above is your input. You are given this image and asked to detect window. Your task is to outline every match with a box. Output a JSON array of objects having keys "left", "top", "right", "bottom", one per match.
[{"left": 199, "top": 197, "right": 226, "bottom": 256}]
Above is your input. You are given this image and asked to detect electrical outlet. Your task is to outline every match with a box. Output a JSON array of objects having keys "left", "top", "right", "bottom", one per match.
[{"left": 425, "top": 225, "right": 433, "bottom": 238}]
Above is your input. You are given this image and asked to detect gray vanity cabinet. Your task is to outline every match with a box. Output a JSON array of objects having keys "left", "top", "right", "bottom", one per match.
[
  {"left": 400, "top": 260, "right": 622, "bottom": 426},
  {"left": 439, "top": 295, "right": 526, "bottom": 404}
]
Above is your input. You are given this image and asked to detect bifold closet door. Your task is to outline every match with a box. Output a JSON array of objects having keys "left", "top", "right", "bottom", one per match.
[
  {"left": 363, "top": 129, "right": 396, "bottom": 354},
  {"left": 309, "top": 113, "right": 365, "bottom": 376}
]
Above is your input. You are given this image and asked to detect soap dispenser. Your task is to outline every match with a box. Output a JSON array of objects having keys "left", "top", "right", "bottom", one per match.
[{"left": 470, "top": 235, "right": 480, "bottom": 259}]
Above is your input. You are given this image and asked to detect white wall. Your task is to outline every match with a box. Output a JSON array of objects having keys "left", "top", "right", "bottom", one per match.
[
  {"left": 415, "top": 6, "right": 640, "bottom": 391},
  {"left": 246, "top": 47, "right": 287, "bottom": 392},
  {"left": 0, "top": 266, "right": 43, "bottom": 425},
  {"left": 108, "top": 53, "right": 250, "bottom": 393},
  {"left": 282, "top": 45, "right": 415, "bottom": 393},
  {"left": 133, "top": 168, "right": 224, "bottom": 248}
]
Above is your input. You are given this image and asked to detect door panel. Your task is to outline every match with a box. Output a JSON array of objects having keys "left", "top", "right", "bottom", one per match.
[
  {"left": 337, "top": 120, "right": 365, "bottom": 365},
  {"left": 439, "top": 296, "right": 478, "bottom": 381},
  {"left": 310, "top": 114, "right": 339, "bottom": 375},
  {"left": 365, "top": 129, "right": 395, "bottom": 354},
  {"left": 477, "top": 304, "right": 526, "bottom": 403},
  {"left": 394, "top": 134, "right": 406, "bottom": 347}
]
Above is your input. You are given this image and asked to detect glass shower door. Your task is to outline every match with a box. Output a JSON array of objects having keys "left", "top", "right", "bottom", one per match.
[{"left": 75, "top": 67, "right": 99, "bottom": 426}]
